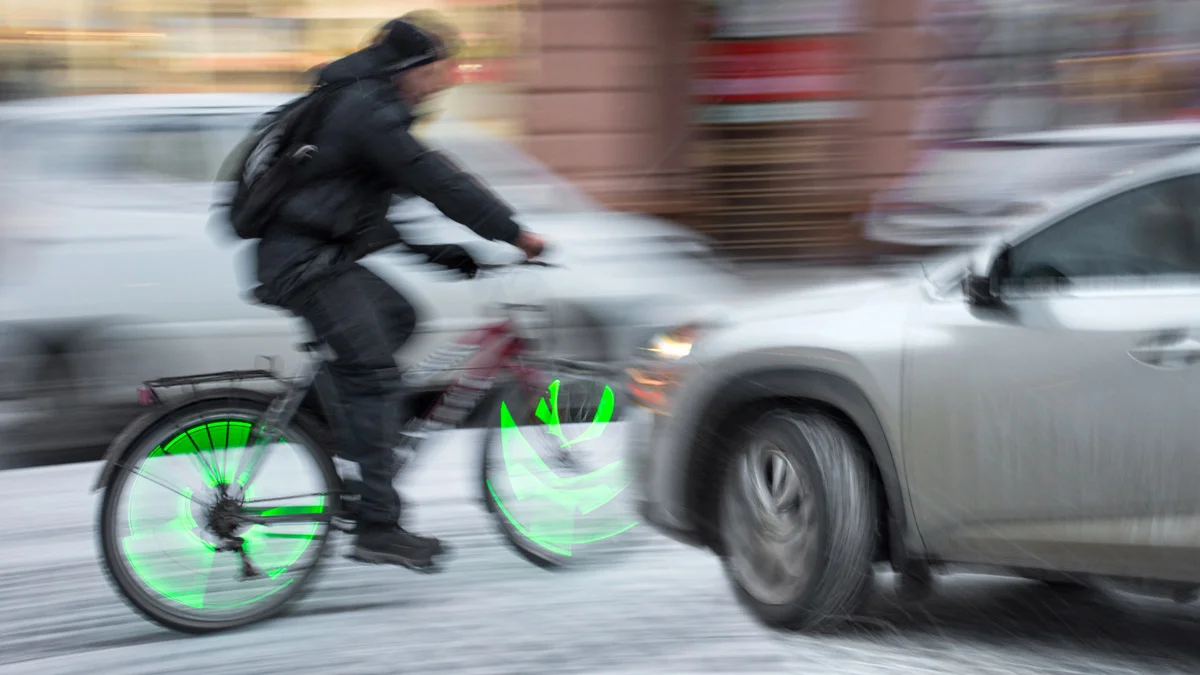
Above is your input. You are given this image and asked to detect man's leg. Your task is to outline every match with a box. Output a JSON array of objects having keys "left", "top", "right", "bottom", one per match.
[{"left": 290, "top": 264, "right": 443, "bottom": 569}]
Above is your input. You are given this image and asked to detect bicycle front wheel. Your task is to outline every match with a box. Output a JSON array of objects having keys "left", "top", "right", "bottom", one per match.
[
  {"left": 479, "top": 377, "right": 639, "bottom": 569},
  {"left": 97, "top": 398, "right": 340, "bottom": 633}
]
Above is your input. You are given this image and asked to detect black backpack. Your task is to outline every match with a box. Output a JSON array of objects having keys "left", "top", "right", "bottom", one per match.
[{"left": 216, "top": 83, "right": 349, "bottom": 240}]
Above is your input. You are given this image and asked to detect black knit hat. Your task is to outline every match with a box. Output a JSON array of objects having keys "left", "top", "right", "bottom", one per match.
[{"left": 376, "top": 19, "right": 449, "bottom": 74}]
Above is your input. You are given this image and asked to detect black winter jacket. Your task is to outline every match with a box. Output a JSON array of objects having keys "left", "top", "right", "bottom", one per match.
[{"left": 254, "top": 43, "right": 521, "bottom": 305}]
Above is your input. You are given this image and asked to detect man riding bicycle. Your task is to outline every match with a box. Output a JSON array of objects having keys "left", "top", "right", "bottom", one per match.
[{"left": 251, "top": 12, "right": 544, "bottom": 571}]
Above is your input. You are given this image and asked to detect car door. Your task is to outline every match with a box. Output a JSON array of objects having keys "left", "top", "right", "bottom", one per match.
[{"left": 904, "top": 173, "right": 1200, "bottom": 580}]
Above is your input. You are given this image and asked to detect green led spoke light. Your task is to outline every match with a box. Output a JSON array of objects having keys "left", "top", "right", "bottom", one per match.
[
  {"left": 122, "top": 420, "right": 324, "bottom": 610},
  {"left": 487, "top": 380, "right": 639, "bottom": 557}
]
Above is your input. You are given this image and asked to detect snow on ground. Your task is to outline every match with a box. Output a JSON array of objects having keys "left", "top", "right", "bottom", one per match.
[{"left": 2, "top": 428, "right": 1199, "bottom": 674}]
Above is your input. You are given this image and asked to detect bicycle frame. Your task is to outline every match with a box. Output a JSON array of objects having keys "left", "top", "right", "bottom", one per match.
[{"left": 92, "top": 260, "right": 620, "bottom": 526}]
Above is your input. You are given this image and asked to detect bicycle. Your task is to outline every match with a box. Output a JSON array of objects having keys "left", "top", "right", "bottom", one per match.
[{"left": 91, "top": 258, "right": 639, "bottom": 634}]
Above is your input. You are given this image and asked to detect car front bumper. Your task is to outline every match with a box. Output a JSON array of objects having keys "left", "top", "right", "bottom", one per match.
[{"left": 624, "top": 405, "right": 706, "bottom": 549}]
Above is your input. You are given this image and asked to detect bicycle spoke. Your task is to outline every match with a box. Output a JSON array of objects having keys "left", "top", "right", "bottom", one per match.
[
  {"left": 228, "top": 437, "right": 273, "bottom": 500},
  {"left": 201, "top": 421, "right": 227, "bottom": 488},
  {"left": 243, "top": 493, "right": 329, "bottom": 504},
  {"left": 122, "top": 511, "right": 218, "bottom": 609},
  {"left": 126, "top": 465, "right": 208, "bottom": 506},
  {"left": 177, "top": 428, "right": 223, "bottom": 488}
]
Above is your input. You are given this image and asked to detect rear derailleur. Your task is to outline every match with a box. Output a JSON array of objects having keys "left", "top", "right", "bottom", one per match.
[
  {"left": 216, "top": 536, "right": 266, "bottom": 581},
  {"left": 206, "top": 491, "right": 266, "bottom": 581}
]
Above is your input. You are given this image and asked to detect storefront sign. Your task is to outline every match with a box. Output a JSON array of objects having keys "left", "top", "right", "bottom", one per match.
[{"left": 693, "top": 37, "right": 852, "bottom": 104}]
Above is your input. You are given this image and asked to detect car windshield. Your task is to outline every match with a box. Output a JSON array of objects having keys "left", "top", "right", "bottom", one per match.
[
  {"left": 3, "top": 111, "right": 596, "bottom": 214},
  {"left": 895, "top": 141, "right": 1197, "bottom": 212}
]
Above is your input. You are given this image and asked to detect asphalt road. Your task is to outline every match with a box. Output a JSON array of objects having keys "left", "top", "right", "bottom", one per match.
[{"left": 3, "top": 428, "right": 1200, "bottom": 675}]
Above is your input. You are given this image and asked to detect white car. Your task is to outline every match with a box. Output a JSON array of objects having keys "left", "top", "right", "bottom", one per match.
[
  {"left": 863, "top": 122, "right": 1200, "bottom": 247},
  {"left": 630, "top": 139, "right": 1200, "bottom": 630},
  {"left": 0, "top": 93, "right": 742, "bottom": 462}
]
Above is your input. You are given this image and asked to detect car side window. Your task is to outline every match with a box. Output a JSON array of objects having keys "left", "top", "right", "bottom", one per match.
[
  {"left": 13, "top": 114, "right": 256, "bottom": 184},
  {"left": 1006, "top": 175, "right": 1200, "bottom": 287},
  {"left": 122, "top": 115, "right": 257, "bottom": 183},
  {"left": 119, "top": 120, "right": 216, "bottom": 183}
]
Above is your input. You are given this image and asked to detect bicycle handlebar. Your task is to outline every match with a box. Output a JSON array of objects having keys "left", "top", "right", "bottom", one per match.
[{"left": 476, "top": 258, "right": 561, "bottom": 273}]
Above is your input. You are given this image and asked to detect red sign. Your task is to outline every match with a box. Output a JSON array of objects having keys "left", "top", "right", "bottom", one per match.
[
  {"left": 693, "top": 37, "right": 852, "bottom": 104},
  {"left": 454, "top": 58, "right": 511, "bottom": 84}
]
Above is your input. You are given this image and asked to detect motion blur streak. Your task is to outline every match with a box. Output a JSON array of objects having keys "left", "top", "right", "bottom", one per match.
[
  {"left": 6, "top": 0, "right": 1200, "bottom": 671},
  {"left": 5, "top": 430, "right": 1200, "bottom": 674}
]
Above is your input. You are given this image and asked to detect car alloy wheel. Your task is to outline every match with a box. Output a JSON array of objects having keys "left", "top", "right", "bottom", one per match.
[{"left": 722, "top": 439, "right": 821, "bottom": 605}]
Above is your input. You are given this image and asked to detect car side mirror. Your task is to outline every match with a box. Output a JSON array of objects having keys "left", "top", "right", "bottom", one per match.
[
  {"left": 963, "top": 272, "right": 998, "bottom": 306},
  {"left": 962, "top": 246, "right": 1010, "bottom": 307}
]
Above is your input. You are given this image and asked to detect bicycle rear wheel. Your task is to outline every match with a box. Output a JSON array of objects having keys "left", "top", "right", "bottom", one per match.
[
  {"left": 97, "top": 398, "right": 340, "bottom": 633},
  {"left": 479, "top": 376, "right": 639, "bottom": 568}
]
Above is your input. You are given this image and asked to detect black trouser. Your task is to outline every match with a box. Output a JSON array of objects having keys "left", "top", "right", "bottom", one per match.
[{"left": 284, "top": 263, "right": 417, "bottom": 526}]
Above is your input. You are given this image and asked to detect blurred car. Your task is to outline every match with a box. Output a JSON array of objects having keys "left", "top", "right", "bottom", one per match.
[
  {"left": 863, "top": 122, "right": 1200, "bottom": 248},
  {"left": 629, "top": 139, "right": 1200, "bottom": 629},
  {"left": 0, "top": 93, "right": 742, "bottom": 462}
]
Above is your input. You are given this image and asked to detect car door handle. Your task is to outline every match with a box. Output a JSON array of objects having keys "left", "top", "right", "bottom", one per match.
[{"left": 1129, "top": 335, "right": 1200, "bottom": 368}]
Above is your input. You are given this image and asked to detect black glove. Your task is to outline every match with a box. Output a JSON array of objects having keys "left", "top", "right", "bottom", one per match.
[{"left": 408, "top": 242, "right": 480, "bottom": 279}]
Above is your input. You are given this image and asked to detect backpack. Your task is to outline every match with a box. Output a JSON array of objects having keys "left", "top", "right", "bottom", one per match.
[{"left": 217, "top": 83, "right": 349, "bottom": 240}]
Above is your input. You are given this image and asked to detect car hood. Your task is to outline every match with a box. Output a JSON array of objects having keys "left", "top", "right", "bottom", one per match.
[
  {"left": 397, "top": 209, "right": 715, "bottom": 256},
  {"left": 710, "top": 272, "right": 921, "bottom": 326}
]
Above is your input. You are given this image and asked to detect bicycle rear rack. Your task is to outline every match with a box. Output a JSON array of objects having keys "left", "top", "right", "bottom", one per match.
[{"left": 140, "top": 361, "right": 289, "bottom": 407}]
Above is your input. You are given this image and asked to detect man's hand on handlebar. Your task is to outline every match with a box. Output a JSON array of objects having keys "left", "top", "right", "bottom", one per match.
[{"left": 514, "top": 230, "right": 545, "bottom": 260}]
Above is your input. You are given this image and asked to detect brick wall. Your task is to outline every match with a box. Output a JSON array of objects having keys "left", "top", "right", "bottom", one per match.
[
  {"left": 518, "top": 0, "right": 693, "bottom": 213},
  {"left": 516, "top": 0, "right": 935, "bottom": 261}
]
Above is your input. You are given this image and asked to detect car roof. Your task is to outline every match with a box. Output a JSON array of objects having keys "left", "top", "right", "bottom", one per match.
[
  {"left": 965, "top": 121, "right": 1200, "bottom": 146},
  {"left": 0, "top": 92, "right": 488, "bottom": 140},
  {"left": 0, "top": 93, "right": 297, "bottom": 121}
]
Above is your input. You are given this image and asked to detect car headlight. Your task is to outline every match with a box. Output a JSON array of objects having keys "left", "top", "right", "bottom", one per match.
[
  {"left": 643, "top": 324, "right": 703, "bottom": 361},
  {"left": 628, "top": 324, "right": 707, "bottom": 413}
]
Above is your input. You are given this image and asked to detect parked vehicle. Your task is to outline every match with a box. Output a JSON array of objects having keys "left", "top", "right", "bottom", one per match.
[
  {"left": 0, "top": 94, "right": 741, "bottom": 464},
  {"left": 863, "top": 122, "right": 1200, "bottom": 248}
]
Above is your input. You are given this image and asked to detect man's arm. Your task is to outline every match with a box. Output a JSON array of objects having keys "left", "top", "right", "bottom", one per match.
[{"left": 354, "top": 99, "right": 522, "bottom": 245}]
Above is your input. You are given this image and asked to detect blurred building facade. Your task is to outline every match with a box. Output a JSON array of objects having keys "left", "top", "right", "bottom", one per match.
[
  {"left": 5, "top": 0, "right": 1200, "bottom": 261},
  {"left": 525, "top": 0, "right": 1200, "bottom": 261}
]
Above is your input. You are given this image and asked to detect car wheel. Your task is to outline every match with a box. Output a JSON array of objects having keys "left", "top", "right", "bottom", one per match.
[
  {"left": 1, "top": 328, "right": 120, "bottom": 439},
  {"left": 718, "top": 409, "right": 877, "bottom": 631}
]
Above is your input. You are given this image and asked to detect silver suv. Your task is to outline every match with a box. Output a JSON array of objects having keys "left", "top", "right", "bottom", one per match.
[{"left": 628, "top": 142, "right": 1200, "bottom": 630}]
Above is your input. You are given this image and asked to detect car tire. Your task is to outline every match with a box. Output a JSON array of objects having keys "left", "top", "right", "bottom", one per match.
[
  {"left": 718, "top": 409, "right": 877, "bottom": 631},
  {"left": 1016, "top": 569, "right": 1090, "bottom": 590}
]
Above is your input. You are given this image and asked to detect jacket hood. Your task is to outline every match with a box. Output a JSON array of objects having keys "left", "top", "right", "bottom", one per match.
[{"left": 315, "top": 44, "right": 403, "bottom": 86}]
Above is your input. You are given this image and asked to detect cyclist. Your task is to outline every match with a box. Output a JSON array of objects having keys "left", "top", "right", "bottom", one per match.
[{"left": 252, "top": 11, "right": 544, "bottom": 571}]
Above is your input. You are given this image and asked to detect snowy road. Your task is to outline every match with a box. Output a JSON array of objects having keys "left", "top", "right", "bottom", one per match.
[{"left": 2, "top": 428, "right": 1200, "bottom": 674}]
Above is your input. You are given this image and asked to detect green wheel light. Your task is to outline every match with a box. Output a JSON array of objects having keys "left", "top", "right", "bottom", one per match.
[
  {"left": 121, "top": 420, "right": 324, "bottom": 610},
  {"left": 489, "top": 380, "right": 639, "bottom": 557}
]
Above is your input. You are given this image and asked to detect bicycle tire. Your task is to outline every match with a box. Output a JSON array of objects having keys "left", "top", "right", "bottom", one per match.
[
  {"left": 478, "top": 377, "right": 638, "bottom": 569},
  {"left": 97, "top": 397, "right": 340, "bottom": 634}
]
